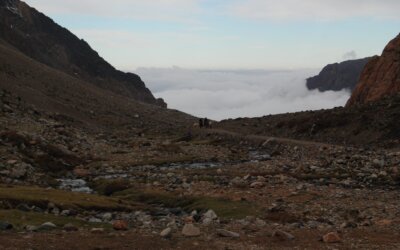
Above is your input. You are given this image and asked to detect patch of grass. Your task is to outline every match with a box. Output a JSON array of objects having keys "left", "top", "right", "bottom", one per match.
[
  {"left": 191, "top": 139, "right": 214, "bottom": 145},
  {"left": 133, "top": 155, "right": 196, "bottom": 166},
  {"left": 0, "top": 209, "right": 111, "bottom": 230},
  {"left": 0, "top": 185, "right": 138, "bottom": 211},
  {"left": 114, "top": 189, "right": 261, "bottom": 219},
  {"left": 90, "top": 179, "right": 131, "bottom": 196}
]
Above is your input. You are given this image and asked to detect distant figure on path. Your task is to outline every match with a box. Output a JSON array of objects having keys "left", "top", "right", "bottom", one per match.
[
  {"left": 204, "top": 118, "right": 210, "bottom": 128},
  {"left": 199, "top": 118, "right": 204, "bottom": 128}
]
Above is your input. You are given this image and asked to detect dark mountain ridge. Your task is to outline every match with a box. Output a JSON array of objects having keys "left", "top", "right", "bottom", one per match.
[
  {"left": 0, "top": 0, "right": 166, "bottom": 106},
  {"left": 307, "top": 57, "right": 371, "bottom": 92}
]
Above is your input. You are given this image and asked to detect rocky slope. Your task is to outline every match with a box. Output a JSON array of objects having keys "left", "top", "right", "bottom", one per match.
[
  {"left": 307, "top": 58, "right": 371, "bottom": 92},
  {"left": 0, "top": 41, "right": 194, "bottom": 134},
  {"left": 0, "top": 0, "right": 165, "bottom": 106},
  {"left": 217, "top": 93, "right": 400, "bottom": 147},
  {"left": 347, "top": 33, "right": 400, "bottom": 106}
]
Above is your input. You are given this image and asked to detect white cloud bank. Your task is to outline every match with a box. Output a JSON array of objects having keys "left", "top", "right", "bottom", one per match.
[{"left": 136, "top": 68, "right": 351, "bottom": 120}]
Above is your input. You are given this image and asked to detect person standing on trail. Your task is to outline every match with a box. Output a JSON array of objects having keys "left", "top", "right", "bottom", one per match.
[
  {"left": 199, "top": 118, "right": 204, "bottom": 128},
  {"left": 204, "top": 118, "right": 210, "bottom": 128}
]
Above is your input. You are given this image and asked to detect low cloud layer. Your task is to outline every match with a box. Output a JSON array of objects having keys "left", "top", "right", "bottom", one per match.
[
  {"left": 342, "top": 50, "right": 358, "bottom": 60},
  {"left": 136, "top": 68, "right": 351, "bottom": 120}
]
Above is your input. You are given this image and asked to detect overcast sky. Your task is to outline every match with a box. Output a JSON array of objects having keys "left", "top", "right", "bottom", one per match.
[
  {"left": 21, "top": 1, "right": 400, "bottom": 119},
  {"left": 24, "top": 0, "right": 400, "bottom": 70}
]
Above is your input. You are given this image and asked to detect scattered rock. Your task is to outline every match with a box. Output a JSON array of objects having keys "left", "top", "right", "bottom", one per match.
[
  {"left": 182, "top": 224, "right": 201, "bottom": 237},
  {"left": 60, "top": 210, "right": 70, "bottom": 216},
  {"left": 272, "top": 230, "right": 295, "bottom": 241},
  {"left": 160, "top": 227, "right": 172, "bottom": 238},
  {"left": 88, "top": 218, "right": 102, "bottom": 223},
  {"left": 231, "top": 177, "right": 247, "bottom": 188},
  {"left": 375, "top": 219, "right": 392, "bottom": 226},
  {"left": 91, "top": 228, "right": 105, "bottom": 234},
  {"left": 38, "top": 222, "right": 57, "bottom": 231},
  {"left": 203, "top": 210, "right": 218, "bottom": 220},
  {"left": 63, "top": 223, "right": 78, "bottom": 232},
  {"left": 0, "top": 222, "right": 13, "bottom": 231},
  {"left": 24, "top": 225, "right": 39, "bottom": 232},
  {"left": 102, "top": 213, "right": 113, "bottom": 221},
  {"left": 250, "top": 181, "right": 264, "bottom": 188},
  {"left": 323, "top": 232, "right": 341, "bottom": 243},
  {"left": 216, "top": 229, "right": 240, "bottom": 238},
  {"left": 16, "top": 203, "right": 31, "bottom": 212},
  {"left": 373, "top": 159, "right": 385, "bottom": 168},
  {"left": 113, "top": 220, "right": 129, "bottom": 231}
]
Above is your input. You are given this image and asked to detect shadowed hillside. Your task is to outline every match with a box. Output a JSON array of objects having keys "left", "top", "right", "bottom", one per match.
[{"left": 0, "top": 0, "right": 165, "bottom": 106}]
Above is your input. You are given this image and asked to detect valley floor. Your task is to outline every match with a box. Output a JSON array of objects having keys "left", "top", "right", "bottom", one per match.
[{"left": 1, "top": 91, "right": 400, "bottom": 249}]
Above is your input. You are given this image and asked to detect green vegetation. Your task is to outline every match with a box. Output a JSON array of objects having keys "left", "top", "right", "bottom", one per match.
[
  {"left": 114, "top": 189, "right": 262, "bottom": 219},
  {"left": 0, "top": 210, "right": 111, "bottom": 229},
  {"left": 133, "top": 155, "right": 196, "bottom": 166},
  {"left": 0, "top": 185, "right": 137, "bottom": 211},
  {"left": 90, "top": 179, "right": 132, "bottom": 196}
]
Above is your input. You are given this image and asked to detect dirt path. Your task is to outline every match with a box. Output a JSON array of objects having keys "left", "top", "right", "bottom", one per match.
[{"left": 201, "top": 128, "right": 337, "bottom": 148}]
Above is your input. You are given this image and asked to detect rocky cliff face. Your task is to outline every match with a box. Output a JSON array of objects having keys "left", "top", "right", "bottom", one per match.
[
  {"left": 0, "top": 0, "right": 166, "bottom": 106},
  {"left": 347, "top": 34, "right": 400, "bottom": 107},
  {"left": 307, "top": 58, "right": 371, "bottom": 92}
]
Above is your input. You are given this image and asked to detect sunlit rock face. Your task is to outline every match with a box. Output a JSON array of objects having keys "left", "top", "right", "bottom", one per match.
[{"left": 347, "top": 33, "right": 400, "bottom": 107}]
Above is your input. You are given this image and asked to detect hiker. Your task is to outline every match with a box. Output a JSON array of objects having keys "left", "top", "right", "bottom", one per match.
[
  {"left": 199, "top": 118, "right": 204, "bottom": 128},
  {"left": 204, "top": 118, "right": 210, "bottom": 128}
]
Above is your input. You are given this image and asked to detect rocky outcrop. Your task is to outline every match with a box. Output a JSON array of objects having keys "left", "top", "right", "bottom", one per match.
[
  {"left": 0, "top": 0, "right": 165, "bottom": 106},
  {"left": 347, "top": 33, "right": 400, "bottom": 106},
  {"left": 307, "top": 58, "right": 371, "bottom": 92}
]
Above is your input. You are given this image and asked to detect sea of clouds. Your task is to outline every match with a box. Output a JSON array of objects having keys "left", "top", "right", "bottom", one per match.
[{"left": 136, "top": 67, "right": 351, "bottom": 121}]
